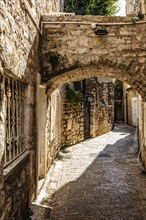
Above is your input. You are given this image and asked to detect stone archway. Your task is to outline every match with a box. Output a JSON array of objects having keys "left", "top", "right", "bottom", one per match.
[
  {"left": 41, "top": 64, "right": 146, "bottom": 168},
  {"left": 46, "top": 66, "right": 145, "bottom": 98},
  {"left": 40, "top": 15, "right": 146, "bottom": 173},
  {"left": 41, "top": 16, "right": 146, "bottom": 98}
]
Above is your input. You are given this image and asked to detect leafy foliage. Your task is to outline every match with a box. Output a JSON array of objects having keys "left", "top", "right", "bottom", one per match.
[
  {"left": 66, "top": 88, "right": 83, "bottom": 105},
  {"left": 138, "top": 11, "right": 144, "bottom": 20},
  {"left": 64, "top": 0, "right": 119, "bottom": 16},
  {"left": 114, "top": 80, "right": 123, "bottom": 100}
]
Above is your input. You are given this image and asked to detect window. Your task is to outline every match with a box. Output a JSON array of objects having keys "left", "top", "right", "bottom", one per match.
[{"left": 3, "top": 77, "right": 25, "bottom": 166}]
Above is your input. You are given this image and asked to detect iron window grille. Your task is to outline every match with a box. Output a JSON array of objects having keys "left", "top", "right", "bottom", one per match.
[{"left": 3, "top": 76, "right": 25, "bottom": 167}]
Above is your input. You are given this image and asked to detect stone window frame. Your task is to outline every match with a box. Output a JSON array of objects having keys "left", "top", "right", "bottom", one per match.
[{"left": 2, "top": 76, "right": 26, "bottom": 167}]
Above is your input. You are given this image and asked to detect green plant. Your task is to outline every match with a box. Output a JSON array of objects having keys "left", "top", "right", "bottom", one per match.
[
  {"left": 64, "top": 0, "right": 119, "bottom": 16},
  {"left": 138, "top": 11, "right": 144, "bottom": 20},
  {"left": 114, "top": 80, "right": 123, "bottom": 100},
  {"left": 66, "top": 88, "right": 83, "bottom": 105}
]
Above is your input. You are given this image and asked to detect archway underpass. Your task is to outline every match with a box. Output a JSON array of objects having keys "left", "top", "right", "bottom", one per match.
[
  {"left": 41, "top": 15, "right": 146, "bottom": 98},
  {"left": 37, "top": 65, "right": 145, "bottom": 175},
  {"left": 32, "top": 15, "right": 146, "bottom": 219},
  {"left": 1, "top": 1, "right": 146, "bottom": 218},
  {"left": 35, "top": 72, "right": 145, "bottom": 218},
  {"left": 39, "top": 15, "right": 146, "bottom": 171}
]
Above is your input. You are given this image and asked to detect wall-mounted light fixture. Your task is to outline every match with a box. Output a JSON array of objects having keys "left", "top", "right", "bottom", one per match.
[
  {"left": 91, "top": 24, "right": 108, "bottom": 35},
  {"left": 94, "top": 29, "right": 108, "bottom": 35}
]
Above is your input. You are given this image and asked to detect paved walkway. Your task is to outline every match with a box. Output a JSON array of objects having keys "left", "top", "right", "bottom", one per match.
[{"left": 31, "top": 124, "right": 146, "bottom": 220}]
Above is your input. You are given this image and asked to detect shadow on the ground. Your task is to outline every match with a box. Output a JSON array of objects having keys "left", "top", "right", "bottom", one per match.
[
  {"left": 30, "top": 124, "right": 146, "bottom": 220},
  {"left": 29, "top": 204, "right": 52, "bottom": 220}
]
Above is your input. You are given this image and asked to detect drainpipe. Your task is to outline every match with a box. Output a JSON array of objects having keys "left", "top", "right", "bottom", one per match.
[{"left": 40, "top": 20, "right": 146, "bottom": 34}]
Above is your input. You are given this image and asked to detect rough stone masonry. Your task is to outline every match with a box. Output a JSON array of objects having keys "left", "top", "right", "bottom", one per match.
[
  {"left": 41, "top": 16, "right": 146, "bottom": 98},
  {"left": 0, "top": 1, "right": 146, "bottom": 219}
]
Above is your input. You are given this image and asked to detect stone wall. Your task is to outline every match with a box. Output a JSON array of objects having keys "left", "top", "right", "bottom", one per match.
[
  {"left": 140, "top": 0, "right": 146, "bottom": 14},
  {"left": 44, "top": 77, "right": 114, "bottom": 157},
  {"left": 3, "top": 152, "right": 30, "bottom": 220},
  {"left": 126, "top": 88, "right": 138, "bottom": 126},
  {"left": 0, "top": 75, "right": 4, "bottom": 218},
  {"left": 41, "top": 15, "right": 146, "bottom": 98},
  {"left": 45, "top": 85, "right": 84, "bottom": 164},
  {"left": 0, "top": 0, "right": 40, "bottom": 211},
  {"left": 61, "top": 78, "right": 114, "bottom": 147},
  {"left": 0, "top": 0, "right": 60, "bottom": 79},
  {"left": 62, "top": 101, "right": 84, "bottom": 146},
  {"left": 123, "top": 83, "right": 146, "bottom": 167},
  {"left": 84, "top": 78, "right": 114, "bottom": 138},
  {"left": 43, "top": 14, "right": 146, "bottom": 167},
  {"left": 0, "top": 0, "right": 60, "bottom": 219},
  {"left": 61, "top": 84, "right": 84, "bottom": 146},
  {"left": 0, "top": 164, "right": 4, "bottom": 219},
  {"left": 1, "top": 1, "right": 37, "bottom": 79},
  {"left": 140, "top": 101, "right": 146, "bottom": 167},
  {"left": 45, "top": 85, "right": 84, "bottom": 167},
  {"left": 1, "top": 2, "right": 146, "bottom": 219},
  {"left": 46, "top": 89, "right": 62, "bottom": 171},
  {"left": 126, "top": 0, "right": 146, "bottom": 15}
]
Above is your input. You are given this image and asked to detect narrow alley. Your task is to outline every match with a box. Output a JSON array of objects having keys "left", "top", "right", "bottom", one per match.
[
  {"left": 31, "top": 124, "right": 146, "bottom": 220},
  {"left": 1, "top": 1, "right": 146, "bottom": 219}
]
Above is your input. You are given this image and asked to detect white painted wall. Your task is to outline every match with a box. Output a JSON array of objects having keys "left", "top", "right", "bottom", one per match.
[{"left": 132, "top": 97, "right": 139, "bottom": 126}]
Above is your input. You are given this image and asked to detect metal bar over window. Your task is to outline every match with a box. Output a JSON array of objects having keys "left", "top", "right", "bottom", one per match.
[{"left": 3, "top": 76, "right": 25, "bottom": 166}]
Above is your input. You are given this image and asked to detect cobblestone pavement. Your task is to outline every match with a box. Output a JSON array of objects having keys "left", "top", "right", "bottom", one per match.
[{"left": 31, "top": 124, "right": 146, "bottom": 220}]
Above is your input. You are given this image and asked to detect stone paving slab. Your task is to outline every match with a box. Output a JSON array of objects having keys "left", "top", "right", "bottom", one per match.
[{"left": 31, "top": 124, "right": 146, "bottom": 220}]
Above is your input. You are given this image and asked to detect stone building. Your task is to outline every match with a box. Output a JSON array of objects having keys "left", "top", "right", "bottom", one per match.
[
  {"left": 126, "top": 0, "right": 146, "bottom": 16},
  {"left": 61, "top": 77, "right": 114, "bottom": 147},
  {"left": 0, "top": 1, "right": 61, "bottom": 219},
  {"left": 37, "top": 77, "right": 115, "bottom": 181},
  {"left": 123, "top": 83, "right": 139, "bottom": 126},
  {"left": 0, "top": 0, "right": 146, "bottom": 219}
]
